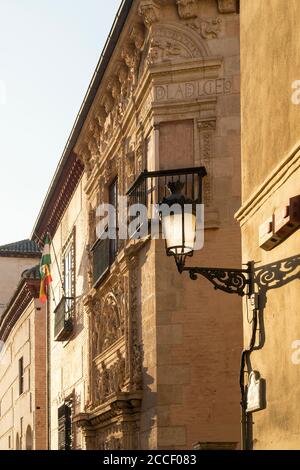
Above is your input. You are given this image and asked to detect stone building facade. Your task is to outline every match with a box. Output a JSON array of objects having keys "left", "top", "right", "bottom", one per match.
[
  {"left": 28, "top": 0, "right": 242, "bottom": 450},
  {"left": 0, "top": 266, "right": 47, "bottom": 450},
  {"left": 237, "top": 0, "right": 300, "bottom": 450}
]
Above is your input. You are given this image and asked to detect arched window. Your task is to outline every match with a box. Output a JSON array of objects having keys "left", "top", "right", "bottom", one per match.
[
  {"left": 25, "top": 426, "right": 33, "bottom": 450},
  {"left": 16, "top": 433, "right": 20, "bottom": 450}
]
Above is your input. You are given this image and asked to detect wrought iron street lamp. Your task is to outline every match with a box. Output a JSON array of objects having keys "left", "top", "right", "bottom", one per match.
[{"left": 161, "top": 179, "right": 254, "bottom": 298}]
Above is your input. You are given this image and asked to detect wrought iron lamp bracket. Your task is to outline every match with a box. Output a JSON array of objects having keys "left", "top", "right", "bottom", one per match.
[{"left": 182, "top": 262, "right": 255, "bottom": 298}]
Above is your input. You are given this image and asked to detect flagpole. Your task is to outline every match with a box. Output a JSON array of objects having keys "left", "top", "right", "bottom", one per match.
[{"left": 46, "top": 229, "right": 66, "bottom": 297}]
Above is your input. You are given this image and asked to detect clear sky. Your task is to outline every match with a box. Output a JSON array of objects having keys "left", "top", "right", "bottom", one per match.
[{"left": 0, "top": 0, "right": 121, "bottom": 245}]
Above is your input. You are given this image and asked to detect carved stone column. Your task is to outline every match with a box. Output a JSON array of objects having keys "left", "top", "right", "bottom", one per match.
[
  {"left": 154, "top": 123, "right": 160, "bottom": 171},
  {"left": 84, "top": 296, "right": 95, "bottom": 410},
  {"left": 83, "top": 428, "right": 96, "bottom": 451},
  {"left": 127, "top": 257, "right": 143, "bottom": 392},
  {"left": 197, "top": 119, "right": 216, "bottom": 206}
]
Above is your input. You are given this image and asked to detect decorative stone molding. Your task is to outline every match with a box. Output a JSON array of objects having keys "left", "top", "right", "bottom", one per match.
[
  {"left": 176, "top": 0, "right": 198, "bottom": 19},
  {"left": 135, "top": 125, "right": 145, "bottom": 176},
  {"left": 95, "top": 106, "right": 107, "bottom": 128},
  {"left": 198, "top": 119, "right": 216, "bottom": 205},
  {"left": 108, "top": 77, "right": 121, "bottom": 101},
  {"left": 75, "top": 392, "right": 142, "bottom": 450},
  {"left": 188, "top": 17, "right": 222, "bottom": 39},
  {"left": 94, "top": 352, "right": 126, "bottom": 405},
  {"left": 97, "top": 293, "right": 124, "bottom": 355},
  {"left": 130, "top": 23, "right": 146, "bottom": 50},
  {"left": 128, "top": 259, "right": 143, "bottom": 391},
  {"left": 148, "top": 37, "right": 187, "bottom": 64},
  {"left": 144, "top": 22, "right": 208, "bottom": 67},
  {"left": 198, "top": 120, "right": 217, "bottom": 131},
  {"left": 125, "top": 151, "right": 136, "bottom": 191},
  {"left": 138, "top": 0, "right": 161, "bottom": 28},
  {"left": 102, "top": 92, "right": 115, "bottom": 115},
  {"left": 77, "top": 142, "right": 93, "bottom": 177},
  {"left": 77, "top": 18, "right": 211, "bottom": 186},
  {"left": 217, "top": 0, "right": 237, "bottom": 13}
]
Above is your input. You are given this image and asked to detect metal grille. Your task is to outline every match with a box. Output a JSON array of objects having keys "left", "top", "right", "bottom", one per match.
[
  {"left": 127, "top": 167, "right": 206, "bottom": 209},
  {"left": 58, "top": 404, "right": 72, "bottom": 451},
  {"left": 92, "top": 237, "right": 110, "bottom": 287},
  {"left": 54, "top": 297, "right": 74, "bottom": 341}
]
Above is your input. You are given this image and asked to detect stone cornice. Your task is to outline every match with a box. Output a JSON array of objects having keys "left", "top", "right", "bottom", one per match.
[
  {"left": 74, "top": 391, "right": 143, "bottom": 429},
  {"left": 33, "top": 155, "right": 84, "bottom": 241},
  {"left": 235, "top": 141, "right": 300, "bottom": 226}
]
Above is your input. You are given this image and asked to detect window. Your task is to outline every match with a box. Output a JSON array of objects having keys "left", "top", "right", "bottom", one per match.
[
  {"left": 54, "top": 231, "right": 75, "bottom": 342},
  {"left": 25, "top": 425, "right": 33, "bottom": 450},
  {"left": 58, "top": 403, "right": 72, "bottom": 450},
  {"left": 19, "top": 357, "right": 24, "bottom": 395},
  {"left": 16, "top": 433, "right": 20, "bottom": 450},
  {"left": 20, "top": 417, "right": 23, "bottom": 450},
  {"left": 109, "top": 177, "right": 119, "bottom": 264},
  {"left": 64, "top": 246, "right": 74, "bottom": 313},
  {"left": 91, "top": 178, "right": 119, "bottom": 287}
]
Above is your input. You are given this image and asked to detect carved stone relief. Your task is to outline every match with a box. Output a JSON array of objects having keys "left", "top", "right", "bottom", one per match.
[
  {"left": 198, "top": 119, "right": 216, "bottom": 206},
  {"left": 95, "top": 422, "right": 138, "bottom": 450},
  {"left": 188, "top": 17, "right": 222, "bottom": 39},
  {"left": 93, "top": 351, "right": 126, "bottom": 406},
  {"left": 78, "top": 16, "right": 210, "bottom": 182},
  {"left": 101, "top": 294, "right": 124, "bottom": 352},
  {"left": 144, "top": 23, "right": 208, "bottom": 68},
  {"left": 129, "top": 261, "right": 143, "bottom": 391},
  {"left": 92, "top": 292, "right": 125, "bottom": 358},
  {"left": 176, "top": 0, "right": 198, "bottom": 19},
  {"left": 138, "top": 0, "right": 161, "bottom": 28},
  {"left": 217, "top": 0, "right": 237, "bottom": 14},
  {"left": 125, "top": 151, "right": 136, "bottom": 191}
]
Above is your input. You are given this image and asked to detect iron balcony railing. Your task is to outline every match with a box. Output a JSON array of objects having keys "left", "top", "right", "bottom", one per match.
[
  {"left": 54, "top": 297, "right": 74, "bottom": 342},
  {"left": 127, "top": 167, "right": 207, "bottom": 220}
]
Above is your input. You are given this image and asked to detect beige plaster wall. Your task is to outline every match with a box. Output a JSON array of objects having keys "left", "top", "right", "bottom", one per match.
[
  {"left": 0, "top": 299, "right": 46, "bottom": 450},
  {"left": 239, "top": 0, "right": 300, "bottom": 450},
  {"left": 49, "top": 179, "right": 89, "bottom": 450},
  {"left": 0, "top": 257, "right": 39, "bottom": 318},
  {"left": 240, "top": 0, "right": 300, "bottom": 201}
]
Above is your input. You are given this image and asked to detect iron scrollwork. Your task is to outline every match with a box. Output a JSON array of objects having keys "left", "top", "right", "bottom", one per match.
[{"left": 184, "top": 263, "right": 254, "bottom": 297}]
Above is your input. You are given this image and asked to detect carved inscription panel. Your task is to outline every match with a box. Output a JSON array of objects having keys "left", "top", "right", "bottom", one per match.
[{"left": 154, "top": 78, "right": 232, "bottom": 102}]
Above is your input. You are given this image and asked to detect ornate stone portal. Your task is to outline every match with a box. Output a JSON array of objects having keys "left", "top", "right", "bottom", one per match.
[{"left": 74, "top": 260, "right": 143, "bottom": 450}]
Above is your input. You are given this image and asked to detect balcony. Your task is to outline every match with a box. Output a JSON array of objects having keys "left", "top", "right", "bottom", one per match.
[
  {"left": 127, "top": 167, "right": 206, "bottom": 223},
  {"left": 54, "top": 297, "right": 74, "bottom": 342},
  {"left": 127, "top": 167, "right": 206, "bottom": 207}
]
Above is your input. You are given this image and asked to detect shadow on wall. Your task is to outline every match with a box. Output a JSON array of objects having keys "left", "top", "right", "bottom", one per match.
[
  {"left": 140, "top": 359, "right": 157, "bottom": 450},
  {"left": 241, "top": 254, "right": 300, "bottom": 450}
]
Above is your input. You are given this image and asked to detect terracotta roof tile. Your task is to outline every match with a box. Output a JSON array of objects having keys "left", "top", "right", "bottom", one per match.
[{"left": 0, "top": 239, "right": 41, "bottom": 256}]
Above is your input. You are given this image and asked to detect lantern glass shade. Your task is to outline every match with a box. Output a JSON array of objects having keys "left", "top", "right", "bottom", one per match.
[{"left": 162, "top": 209, "right": 197, "bottom": 258}]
